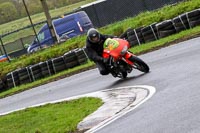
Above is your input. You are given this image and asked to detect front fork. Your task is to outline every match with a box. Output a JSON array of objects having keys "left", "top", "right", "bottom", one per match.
[{"left": 124, "top": 51, "right": 135, "bottom": 65}]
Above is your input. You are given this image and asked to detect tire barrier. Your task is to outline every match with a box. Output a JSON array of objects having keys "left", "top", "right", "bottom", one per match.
[
  {"left": 74, "top": 48, "right": 88, "bottom": 65},
  {"left": 119, "top": 28, "right": 134, "bottom": 40},
  {"left": 39, "top": 61, "right": 54, "bottom": 77},
  {"left": 127, "top": 27, "right": 144, "bottom": 47},
  {"left": 63, "top": 50, "right": 79, "bottom": 68},
  {"left": 179, "top": 13, "right": 191, "bottom": 29},
  {"left": 173, "top": 15, "right": 188, "bottom": 33},
  {"left": 29, "top": 64, "right": 43, "bottom": 81},
  {"left": 0, "top": 47, "right": 89, "bottom": 90},
  {"left": 0, "top": 79, "right": 5, "bottom": 91},
  {"left": 123, "top": 9, "right": 200, "bottom": 46},
  {"left": 187, "top": 9, "right": 200, "bottom": 28},
  {"left": 17, "top": 67, "right": 32, "bottom": 85},
  {"left": 156, "top": 20, "right": 176, "bottom": 38},
  {"left": 141, "top": 23, "right": 158, "bottom": 43},
  {"left": 6, "top": 71, "right": 20, "bottom": 89},
  {"left": 52, "top": 56, "right": 67, "bottom": 73}
]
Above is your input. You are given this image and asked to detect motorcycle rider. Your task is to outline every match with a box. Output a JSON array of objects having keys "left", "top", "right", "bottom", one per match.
[{"left": 85, "top": 28, "right": 116, "bottom": 75}]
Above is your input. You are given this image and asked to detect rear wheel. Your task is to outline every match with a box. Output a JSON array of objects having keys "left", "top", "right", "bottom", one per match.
[{"left": 129, "top": 56, "right": 149, "bottom": 73}]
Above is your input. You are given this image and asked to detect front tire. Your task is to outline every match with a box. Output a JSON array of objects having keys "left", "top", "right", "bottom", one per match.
[
  {"left": 121, "top": 71, "right": 127, "bottom": 79},
  {"left": 129, "top": 56, "right": 150, "bottom": 73}
]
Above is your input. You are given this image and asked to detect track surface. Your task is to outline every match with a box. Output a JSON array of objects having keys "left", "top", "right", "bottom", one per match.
[{"left": 1, "top": 37, "right": 200, "bottom": 133}]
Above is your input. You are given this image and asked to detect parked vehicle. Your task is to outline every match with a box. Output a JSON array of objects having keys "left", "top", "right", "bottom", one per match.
[
  {"left": 103, "top": 38, "right": 149, "bottom": 78},
  {"left": 0, "top": 55, "right": 10, "bottom": 62},
  {"left": 27, "top": 11, "right": 93, "bottom": 53}
]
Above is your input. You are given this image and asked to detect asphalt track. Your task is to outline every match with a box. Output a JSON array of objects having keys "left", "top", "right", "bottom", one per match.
[
  {"left": 1, "top": 37, "right": 200, "bottom": 133},
  {"left": 96, "top": 38, "right": 200, "bottom": 133}
]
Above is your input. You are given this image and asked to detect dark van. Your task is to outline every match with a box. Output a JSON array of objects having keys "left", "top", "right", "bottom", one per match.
[{"left": 27, "top": 11, "right": 93, "bottom": 53}]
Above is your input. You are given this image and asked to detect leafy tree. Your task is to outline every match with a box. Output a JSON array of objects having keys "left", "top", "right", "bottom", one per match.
[
  {"left": 0, "top": 2, "right": 18, "bottom": 23},
  {"left": 26, "top": 0, "right": 42, "bottom": 15},
  {"left": 11, "top": 0, "right": 23, "bottom": 18}
]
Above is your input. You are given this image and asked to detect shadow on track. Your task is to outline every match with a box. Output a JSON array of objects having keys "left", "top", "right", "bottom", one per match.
[{"left": 104, "top": 73, "right": 147, "bottom": 89}]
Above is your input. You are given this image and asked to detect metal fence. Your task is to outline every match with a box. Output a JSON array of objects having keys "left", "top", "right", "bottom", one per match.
[
  {"left": 77, "top": 0, "right": 185, "bottom": 27},
  {"left": 0, "top": 35, "right": 35, "bottom": 58}
]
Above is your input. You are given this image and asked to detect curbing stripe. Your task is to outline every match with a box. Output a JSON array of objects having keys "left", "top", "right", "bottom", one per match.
[{"left": 86, "top": 85, "right": 156, "bottom": 133}]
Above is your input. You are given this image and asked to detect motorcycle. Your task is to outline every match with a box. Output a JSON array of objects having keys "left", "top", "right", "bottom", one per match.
[{"left": 103, "top": 38, "right": 149, "bottom": 78}]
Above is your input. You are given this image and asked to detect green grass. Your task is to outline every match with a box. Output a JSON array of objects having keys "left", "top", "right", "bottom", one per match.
[
  {"left": 0, "top": 97, "right": 103, "bottom": 133},
  {"left": 1, "top": 0, "right": 200, "bottom": 97}
]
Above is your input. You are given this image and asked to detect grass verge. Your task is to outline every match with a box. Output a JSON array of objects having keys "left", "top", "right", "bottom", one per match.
[{"left": 0, "top": 97, "right": 103, "bottom": 133}]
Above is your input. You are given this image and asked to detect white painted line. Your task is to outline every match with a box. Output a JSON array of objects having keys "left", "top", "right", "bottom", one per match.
[{"left": 0, "top": 92, "right": 98, "bottom": 116}]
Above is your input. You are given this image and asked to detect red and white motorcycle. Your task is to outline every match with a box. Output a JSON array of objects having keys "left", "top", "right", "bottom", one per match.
[{"left": 103, "top": 38, "right": 149, "bottom": 78}]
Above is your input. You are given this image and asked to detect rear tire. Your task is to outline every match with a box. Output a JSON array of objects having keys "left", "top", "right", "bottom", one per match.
[{"left": 129, "top": 56, "right": 150, "bottom": 73}]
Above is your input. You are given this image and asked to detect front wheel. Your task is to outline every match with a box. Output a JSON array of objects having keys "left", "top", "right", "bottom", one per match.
[
  {"left": 121, "top": 71, "right": 127, "bottom": 79},
  {"left": 128, "top": 56, "right": 150, "bottom": 73}
]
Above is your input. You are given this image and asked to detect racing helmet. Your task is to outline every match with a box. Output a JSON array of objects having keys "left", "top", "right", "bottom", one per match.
[{"left": 87, "top": 28, "right": 100, "bottom": 43}]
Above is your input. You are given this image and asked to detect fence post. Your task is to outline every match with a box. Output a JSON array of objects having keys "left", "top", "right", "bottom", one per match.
[
  {"left": 40, "top": 0, "right": 58, "bottom": 44},
  {"left": 22, "top": 0, "right": 42, "bottom": 49},
  {"left": 0, "top": 45, "right": 3, "bottom": 55},
  {"left": 20, "top": 38, "right": 26, "bottom": 49},
  {"left": 0, "top": 37, "right": 10, "bottom": 62}
]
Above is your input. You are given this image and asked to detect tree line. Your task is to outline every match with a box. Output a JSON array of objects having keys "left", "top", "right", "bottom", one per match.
[{"left": 0, "top": 0, "right": 83, "bottom": 24}]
